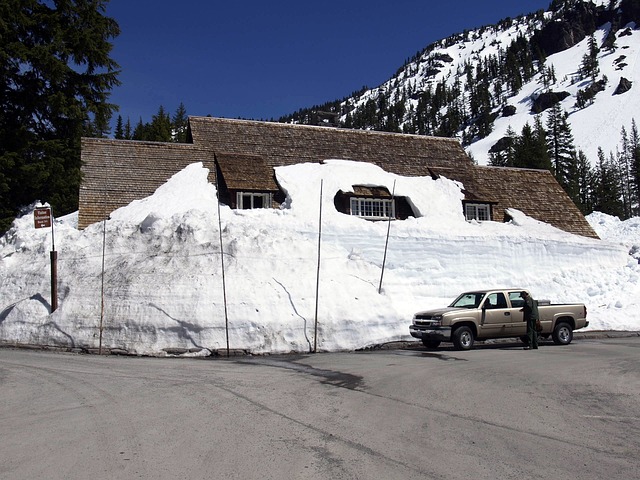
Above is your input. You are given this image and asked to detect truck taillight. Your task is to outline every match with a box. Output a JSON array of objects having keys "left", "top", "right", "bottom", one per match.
[{"left": 584, "top": 305, "right": 587, "bottom": 317}]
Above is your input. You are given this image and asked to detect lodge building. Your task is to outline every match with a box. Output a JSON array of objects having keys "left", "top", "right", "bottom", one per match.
[{"left": 78, "top": 116, "right": 598, "bottom": 238}]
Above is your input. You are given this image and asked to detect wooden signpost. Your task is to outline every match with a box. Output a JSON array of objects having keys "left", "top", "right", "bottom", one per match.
[{"left": 34, "top": 207, "right": 57, "bottom": 312}]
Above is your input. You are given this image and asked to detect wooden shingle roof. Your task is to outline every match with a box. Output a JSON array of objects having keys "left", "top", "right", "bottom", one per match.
[
  {"left": 188, "top": 116, "right": 473, "bottom": 175},
  {"left": 215, "top": 153, "right": 279, "bottom": 191},
  {"left": 77, "top": 116, "right": 598, "bottom": 239},
  {"left": 352, "top": 186, "right": 393, "bottom": 198},
  {"left": 469, "top": 166, "right": 598, "bottom": 238},
  {"left": 423, "top": 166, "right": 598, "bottom": 238},
  {"left": 78, "top": 138, "right": 216, "bottom": 229}
]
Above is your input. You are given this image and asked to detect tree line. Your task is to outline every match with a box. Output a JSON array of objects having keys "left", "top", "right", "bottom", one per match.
[
  {"left": 487, "top": 105, "right": 640, "bottom": 219},
  {"left": 113, "top": 103, "right": 189, "bottom": 143}
]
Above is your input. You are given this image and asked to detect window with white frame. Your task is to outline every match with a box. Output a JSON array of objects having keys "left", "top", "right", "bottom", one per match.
[
  {"left": 464, "top": 203, "right": 491, "bottom": 221},
  {"left": 350, "top": 197, "right": 395, "bottom": 220},
  {"left": 237, "top": 192, "right": 272, "bottom": 209}
]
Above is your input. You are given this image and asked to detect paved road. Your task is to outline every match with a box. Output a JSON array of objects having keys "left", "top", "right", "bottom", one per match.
[{"left": 1, "top": 337, "right": 639, "bottom": 480}]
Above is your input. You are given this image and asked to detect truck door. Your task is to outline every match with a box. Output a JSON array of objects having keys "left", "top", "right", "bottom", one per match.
[
  {"left": 479, "top": 292, "right": 511, "bottom": 337},
  {"left": 508, "top": 291, "right": 526, "bottom": 336}
]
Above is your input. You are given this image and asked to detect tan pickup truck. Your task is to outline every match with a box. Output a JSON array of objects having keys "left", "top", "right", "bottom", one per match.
[{"left": 409, "top": 289, "right": 588, "bottom": 350}]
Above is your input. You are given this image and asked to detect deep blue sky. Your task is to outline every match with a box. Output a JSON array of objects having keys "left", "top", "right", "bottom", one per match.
[{"left": 106, "top": 0, "right": 551, "bottom": 129}]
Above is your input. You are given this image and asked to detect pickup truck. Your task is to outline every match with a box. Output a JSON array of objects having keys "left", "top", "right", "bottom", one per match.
[{"left": 409, "top": 289, "right": 588, "bottom": 350}]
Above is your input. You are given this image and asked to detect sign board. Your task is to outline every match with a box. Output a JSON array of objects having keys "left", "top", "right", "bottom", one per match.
[{"left": 34, "top": 207, "right": 52, "bottom": 229}]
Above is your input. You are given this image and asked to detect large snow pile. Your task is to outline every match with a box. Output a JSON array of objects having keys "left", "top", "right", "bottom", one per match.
[{"left": 1, "top": 161, "right": 638, "bottom": 355}]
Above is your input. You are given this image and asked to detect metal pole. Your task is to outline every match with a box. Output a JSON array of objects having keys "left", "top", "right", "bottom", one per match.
[
  {"left": 99, "top": 215, "right": 106, "bottom": 355},
  {"left": 378, "top": 180, "right": 396, "bottom": 294},
  {"left": 49, "top": 207, "right": 58, "bottom": 312},
  {"left": 313, "top": 179, "right": 323, "bottom": 353},
  {"left": 215, "top": 171, "right": 230, "bottom": 357},
  {"left": 50, "top": 251, "right": 58, "bottom": 312}
]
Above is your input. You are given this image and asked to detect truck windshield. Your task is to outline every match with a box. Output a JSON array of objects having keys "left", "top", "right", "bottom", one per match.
[{"left": 449, "top": 292, "right": 485, "bottom": 309}]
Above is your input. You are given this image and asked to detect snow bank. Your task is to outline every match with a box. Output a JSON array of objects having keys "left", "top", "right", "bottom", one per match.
[{"left": 1, "top": 161, "right": 638, "bottom": 355}]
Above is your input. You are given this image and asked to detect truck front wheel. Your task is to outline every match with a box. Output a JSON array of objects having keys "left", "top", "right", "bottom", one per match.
[
  {"left": 452, "top": 326, "right": 474, "bottom": 350},
  {"left": 422, "top": 336, "right": 442, "bottom": 349},
  {"left": 552, "top": 322, "right": 573, "bottom": 345}
]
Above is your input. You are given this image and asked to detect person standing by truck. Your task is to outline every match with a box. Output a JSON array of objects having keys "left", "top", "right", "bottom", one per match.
[{"left": 521, "top": 291, "right": 539, "bottom": 350}]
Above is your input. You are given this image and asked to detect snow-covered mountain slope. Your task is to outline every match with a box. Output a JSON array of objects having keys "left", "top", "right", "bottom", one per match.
[
  {"left": 469, "top": 21, "right": 640, "bottom": 164},
  {"left": 332, "top": 0, "right": 639, "bottom": 166}
]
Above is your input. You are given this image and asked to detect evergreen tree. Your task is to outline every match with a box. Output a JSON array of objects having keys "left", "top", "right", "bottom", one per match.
[
  {"left": 580, "top": 34, "right": 600, "bottom": 81},
  {"left": 513, "top": 123, "right": 538, "bottom": 168},
  {"left": 617, "top": 126, "right": 635, "bottom": 218},
  {"left": 172, "top": 103, "right": 189, "bottom": 143},
  {"left": 0, "top": 0, "right": 120, "bottom": 232},
  {"left": 546, "top": 103, "right": 577, "bottom": 192},
  {"left": 510, "top": 120, "right": 550, "bottom": 170},
  {"left": 489, "top": 125, "right": 518, "bottom": 167},
  {"left": 147, "top": 106, "right": 172, "bottom": 142},
  {"left": 541, "top": 64, "right": 557, "bottom": 88},
  {"left": 593, "top": 148, "right": 624, "bottom": 217},
  {"left": 132, "top": 118, "right": 148, "bottom": 140},
  {"left": 114, "top": 115, "right": 125, "bottom": 140},
  {"left": 488, "top": 150, "right": 508, "bottom": 167},
  {"left": 124, "top": 118, "right": 133, "bottom": 140},
  {"left": 575, "top": 150, "right": 595, "bottom": 214},
  {"left": 630, "top": 119, "right": 640, "bottom": 215},
  {"left": 531, "top": 115, "right": 552, "bottom": 170}
]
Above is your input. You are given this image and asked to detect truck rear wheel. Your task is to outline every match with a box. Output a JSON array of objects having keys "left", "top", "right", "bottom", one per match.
[
  {"left": 452, "top": 326, "right": 474, "bottom": 350},
  {"left": 552, "top": 322, "right": 573, "bottom": 345},
  {"left": 422, "top": 336, "right": 442, "bottom": 349}
]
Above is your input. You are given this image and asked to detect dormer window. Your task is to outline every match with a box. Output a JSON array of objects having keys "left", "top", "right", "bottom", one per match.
[
  {"left": 333, "top": 185, "right": 415, "bottom": 221},
  {"left": 237, "top": 192, "right": 273, "bottom": 209},
  {"left": 464, "top": 202, "right": 491, "bottom": 221},
  {"left": 214, "top": 153, "right": 279, "bottom": 210},
  {"left": 350, "top": 197, "right": 395, "bottom": 220}
]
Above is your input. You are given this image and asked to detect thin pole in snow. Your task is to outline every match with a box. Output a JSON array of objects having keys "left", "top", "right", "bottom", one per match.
[
  {"left": 98, "top": 165, "right": 110, "bottom": 355},
  {"left": 313, "top": 179, "right": 323, "bottom": 353},
  {"left": 99, "top": 213, "right": 107, "bottom": 355},
  {"left": 378, "top": 180, "right": 396, "bottom": 294},
  {"left": 215, "top": 168, "right": 230, "bottom": 357}
]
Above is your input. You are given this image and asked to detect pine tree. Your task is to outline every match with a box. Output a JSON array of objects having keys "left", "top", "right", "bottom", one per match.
[
  {"left": 513, "top": 123, "right": 538, "bottom": 168},
  {"left": 132, "top": 118, "right": 148, "bottom": 140},
  {"left": 0, "top": 0, "right": 120, "bottom": 232},
  {"left": 593, "top": 148, "right": 624, "bottom": 217},
  {"left": 488, "top": 126, "right": 517, "bottom": 167},
  {"left": 114, "top": 115, "right": 125, "bottom": 140},
  {"left": 502, "top": 125, "right": 518, "bottom": 166},
  {"left": 629, "top": 119, "right": 640, "bottom": 215},
  {"left": 172, "top": 103, "right": 189, "bottom": 143},
  {"left": 580, "top": 34, "right": 600, "bottom": 81},
  {"left": 531, "top": 115, "right": 552, "bottom": 171},
  {"left": 147, "top": 106, "right": 172, "bottom": 142},
  {"left": 509, "top": 120, "right": 550, "bottom": 170},
  {"left": 541, "top": 64, "right": 557, "bottom": 88},
  {"left": 575, "top": 150, "right": 594, "bottom": 214},
  {"left": 124, "top": 118, "right": 132, "bottom": 140},
  {"left": 617, "top": 126, "right": 635, "bottom": 218},
  {"left": 546, "top": 103, "right": 577, "bottom": 192}
]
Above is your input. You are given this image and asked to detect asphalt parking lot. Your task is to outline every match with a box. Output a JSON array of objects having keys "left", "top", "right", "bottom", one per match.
[{"left": 1, "top": 335, "right": 639, "bottom": 480}]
